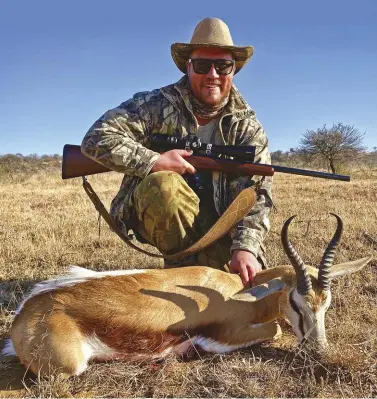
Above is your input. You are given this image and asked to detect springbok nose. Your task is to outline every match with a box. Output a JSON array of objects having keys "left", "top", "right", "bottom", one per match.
[
  {"left": 301, "top": 335, "right": 329, "bottom": 354},
  {"left": 319, "top": 339, "right": 329, "bottom": 350}
]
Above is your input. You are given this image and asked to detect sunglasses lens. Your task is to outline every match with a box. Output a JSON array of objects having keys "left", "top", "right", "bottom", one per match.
[
  {"left": 192, "top": 59, "right": 212, "bottom": 74},
  {"left": 215, "top": 60, "right": 234, "bottom": 75},
  {"left": 191, "top": 59, "right": 234, "bottom": 75}
]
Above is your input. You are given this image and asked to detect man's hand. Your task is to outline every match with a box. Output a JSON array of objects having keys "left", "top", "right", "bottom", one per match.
[
  {"left": 151, "top": 149, "right": 196, "bottom": 175},
  {"left": 229, "top": 249, "right": 262, "bottom": 286}
]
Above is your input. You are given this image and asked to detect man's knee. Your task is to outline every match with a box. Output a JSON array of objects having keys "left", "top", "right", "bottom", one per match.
[
  {"left": 131, "top": 171, "right": 200, "bottom": 254},
  {"left": 135, "top": 171, "right": 182, "bottom": 200},
  {"left": 133, "top": 171, "right": 199, "bottom": 216}
]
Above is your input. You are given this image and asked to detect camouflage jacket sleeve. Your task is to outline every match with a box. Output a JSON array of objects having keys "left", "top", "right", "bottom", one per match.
[
  {"left": 229, "top": 120, "right": 273, "bottom": 258},
  {"left": 81, "top": 96, "right": 160, "bottom": 178}
]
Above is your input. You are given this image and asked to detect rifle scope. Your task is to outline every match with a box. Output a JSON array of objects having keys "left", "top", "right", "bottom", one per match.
[{"left": 150, "top": 134, "right": 256, "bottom": 161}]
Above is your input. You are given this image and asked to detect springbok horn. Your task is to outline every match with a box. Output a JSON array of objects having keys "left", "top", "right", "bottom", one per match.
[
  {"left": 281, "top": 215, "right": 312, "bottom": 295},
  {"left": 318, "top": 213, "right": 343, "bottom": 291}
]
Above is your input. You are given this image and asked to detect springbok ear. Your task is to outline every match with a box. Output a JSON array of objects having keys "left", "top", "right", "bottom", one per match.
[
  {"left": 234, "top": 278, "right": 286, "bottom": 302},
  {"left": 329, "top": 256, "right": 373, "bottom": 279}
]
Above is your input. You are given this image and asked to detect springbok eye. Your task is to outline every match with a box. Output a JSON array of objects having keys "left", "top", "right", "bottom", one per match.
[{"left": 289, "top": 292, "right": 305, "bottom": 337}]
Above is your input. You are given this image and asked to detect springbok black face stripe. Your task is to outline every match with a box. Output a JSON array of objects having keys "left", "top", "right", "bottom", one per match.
[{"left": 289, "top": 291, "right": 305, "bottom": 338}]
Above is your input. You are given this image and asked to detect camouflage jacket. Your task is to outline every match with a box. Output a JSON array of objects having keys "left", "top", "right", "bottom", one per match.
[{"left": 82, "top": 76, "right": 273, "bottom": 259}]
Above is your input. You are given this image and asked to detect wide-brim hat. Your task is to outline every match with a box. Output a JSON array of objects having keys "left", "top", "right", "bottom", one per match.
[{"left": 171, "top": 17, "right": 253, "bottom": 75}]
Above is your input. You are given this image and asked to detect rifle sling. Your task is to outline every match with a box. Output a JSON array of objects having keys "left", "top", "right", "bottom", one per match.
[{"left": 82, "top": 176, "right": 257, "bottom": 261}]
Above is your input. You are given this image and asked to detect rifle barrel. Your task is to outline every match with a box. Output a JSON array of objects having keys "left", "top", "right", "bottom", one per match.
[{"left": 270, "top": 164, "right": 350, "bottom": 182}]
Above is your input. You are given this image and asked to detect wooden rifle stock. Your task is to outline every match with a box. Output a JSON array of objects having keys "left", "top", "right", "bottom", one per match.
[
  {"left": 187, "top": 155, "right": 274, "bottom": 176},
  {"left": 62, "top": 145, "right": 112, "bottom": 179},
  {"left": 62, "top": 144, "right": 274, "bottom": 180}
]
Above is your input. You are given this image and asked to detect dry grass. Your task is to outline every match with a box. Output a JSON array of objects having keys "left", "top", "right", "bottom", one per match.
[{"left": 0, "top": 166, "right": 376, "bottom": 397}]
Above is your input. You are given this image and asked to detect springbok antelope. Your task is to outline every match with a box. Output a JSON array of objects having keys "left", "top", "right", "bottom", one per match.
[{"left": 2, "top": 214, "right": 371, "bottom": 378}]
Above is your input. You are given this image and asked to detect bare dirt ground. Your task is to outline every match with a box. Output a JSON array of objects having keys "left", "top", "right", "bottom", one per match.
[{"left": 0, "top": 167, "right": 376, "bottom": 397}]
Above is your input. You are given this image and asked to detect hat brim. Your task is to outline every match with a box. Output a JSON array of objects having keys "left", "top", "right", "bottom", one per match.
[{"left": 171, "top": 43, "right": 254, "bottom": 75}]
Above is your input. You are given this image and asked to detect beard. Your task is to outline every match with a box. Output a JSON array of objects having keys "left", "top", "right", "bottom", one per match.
[{"left": 189, "top": 79, "right": 230, "bottom": 119}]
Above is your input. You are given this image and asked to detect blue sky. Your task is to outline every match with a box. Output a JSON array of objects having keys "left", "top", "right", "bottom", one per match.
[{"left": 1, "top": 0, "right": 376, "bottom": 155}]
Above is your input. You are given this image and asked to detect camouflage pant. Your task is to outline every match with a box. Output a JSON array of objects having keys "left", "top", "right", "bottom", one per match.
[{"left": 131, "top": 171, "right": 232, "bottom": 270}]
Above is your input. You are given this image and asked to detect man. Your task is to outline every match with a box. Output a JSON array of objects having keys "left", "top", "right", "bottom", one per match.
[{"left": 82, "top": 18, "right": 272, "bottom": 285}]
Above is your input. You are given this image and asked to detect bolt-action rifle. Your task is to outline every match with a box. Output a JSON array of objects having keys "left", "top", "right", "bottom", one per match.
[{"left": 62, "top": 134, "right": 350, "bottom": 182}]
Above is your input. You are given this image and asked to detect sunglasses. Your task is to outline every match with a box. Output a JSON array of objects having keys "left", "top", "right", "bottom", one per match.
[{"left": 188, "top": 58, "right": 235, "bottom": 75}]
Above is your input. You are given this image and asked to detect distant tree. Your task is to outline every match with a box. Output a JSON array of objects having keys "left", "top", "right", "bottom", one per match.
[
  {"left": 296, "top": 123, "right": 366, "bottom": 173},
  {"left": 271, "top": 150, "right": 284, "bottom": 163},
  {"left": 364, "top": 148, "right": 377, "bottom": 169}
]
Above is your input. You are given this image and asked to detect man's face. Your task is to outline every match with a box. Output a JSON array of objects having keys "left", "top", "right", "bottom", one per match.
[{"left": 187, "top": 48, "right": 234, "bottom": 107}]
